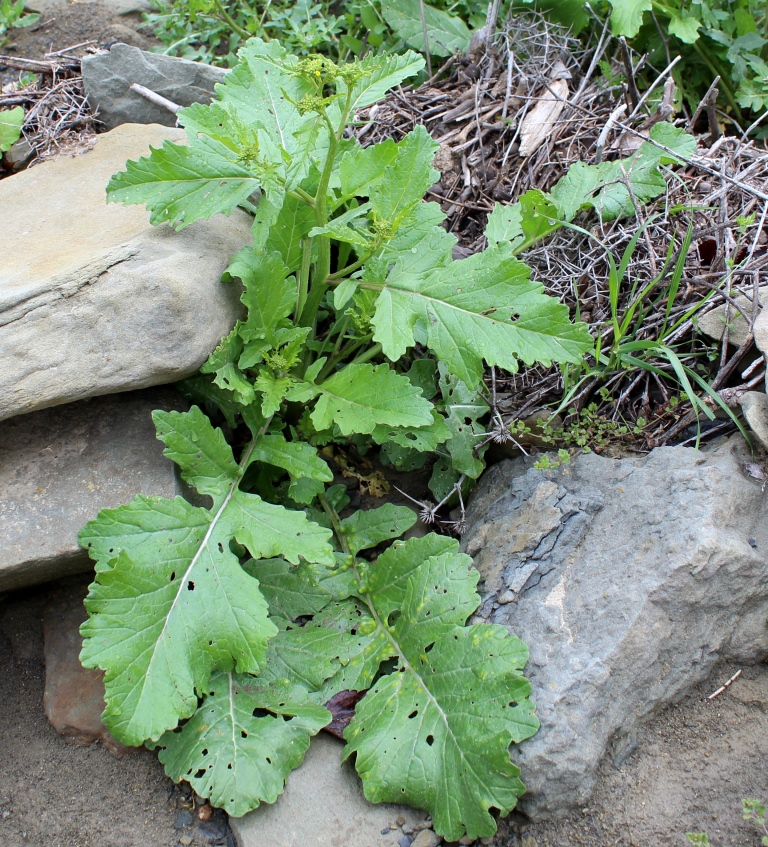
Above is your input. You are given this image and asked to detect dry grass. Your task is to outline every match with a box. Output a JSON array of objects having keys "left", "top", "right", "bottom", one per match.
[{"left": 353, "top": 13, "right": 768, "bottom": 448}]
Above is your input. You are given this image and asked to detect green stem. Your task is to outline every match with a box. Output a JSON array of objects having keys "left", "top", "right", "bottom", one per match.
[
  {"left": 327, "top": 242, "right": 381, "bottom": 280},
  {"left": 350, "top": 342, "right": 381, "bottom": 365},
  {"left": 296, "top": 238, "right": 312, "bottom": 322},
  {"left": 289, "top": 187, "right": 316, "bottom": 207},
  {"left": 211, "top": 0, "right": 249, "bottom": 38},
  {"left": 318, "top": 492, "right": 351, "bottom": 555}
]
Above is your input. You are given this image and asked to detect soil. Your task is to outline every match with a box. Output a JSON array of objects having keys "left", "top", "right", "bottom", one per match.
[
  {"left": 500, "top": 664, "right": 768, "bottom": 847},
  {"left": 0, "top": 585, "right": 233, "bottom": 847},
  {"left": 1, "top": 577, "right": 765, "bottom": 847},
  {"left": 0, "top": 0, "right": 157, "bottom": 87}
]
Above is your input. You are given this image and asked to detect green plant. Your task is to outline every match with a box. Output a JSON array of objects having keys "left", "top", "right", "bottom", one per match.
[
  {"left": 77, "top": 41, "right": 604, "bottom": 839},
  {"left": 744, "top": 798, "right": 768, "bottom": 845},
  {"left": 0, "top": 105, "right": 24, "bottom": 153},
  {"left": 143, "top": 0, "right": 479, "bottom": 67},
  {"left": 604, "top": 0, "right": 768, "bottom": 125},
  {"left": 0, "top": 0, "right": 38, "bottom": 43},
  {"left": 685, "top": 798, "right": 768, "bottom": 846}
]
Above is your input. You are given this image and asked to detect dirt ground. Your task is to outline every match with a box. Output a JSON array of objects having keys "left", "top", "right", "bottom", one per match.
[
  {"left": 0, "top": 579, "right": 765, "bottom": 847},
  {"left": 1, "top": 0, "right": 157, "bottom": 88}
]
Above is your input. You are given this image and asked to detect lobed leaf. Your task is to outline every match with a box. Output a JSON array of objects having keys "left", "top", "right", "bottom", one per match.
[
  {"left": 380, "top": 0, "right": 472, "bottom": 57},
  {"left": 338, "top": 535, "right": 539, "bottom": 840},
  {"left": 156, "top": 673, "right": 329, "bottom": 816},
  {"left": 291, "top": 362, "right": 434, "bottom": 435},
  {"left": 79, "top": 409, "right": 334, "bottom": 745},
  {"left": 107, "top": 135, "right": 260, "bottom": 229},
  {"left": 372, "top": 244, "right": 592, "bottom": 387}
]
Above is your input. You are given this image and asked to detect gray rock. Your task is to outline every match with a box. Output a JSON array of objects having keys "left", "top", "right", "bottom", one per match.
[
  {"left": 229, "top": 733, "right": 428, "bottom": 847},
  {"left": 461, "top": 438, "right": 768, "bottom": 819},
  {"left": 82, "top": 44, "right": 226, "bottom": 130},
  {"left": 753, "top": 306, "right": 768, "bottom": 357},
  {"left": 0, "top": 123, "right": 248, "bottom": 421},
  {"left": 27, "top": 0, "right": 152, "bottom": 15},
  {"left": 696, "top": 287, "right": 768, "bottom": 346},
  {"left": 0, "top": 388, "right": 186, "bottom": 591},
  {"left": 739, "top": 391, "right": 768, "bottom": 451}
]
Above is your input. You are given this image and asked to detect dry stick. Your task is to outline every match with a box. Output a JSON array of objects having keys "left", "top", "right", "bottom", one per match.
[
  {"left": 706, "top": 84, "right": 721, "bottom": 142},
  {"left": 550, "top": 87, "right": 768, "bottom": 204},
  {"left": 687, "top": 75, "right": 720, "bottom": 133},
  {"left": 619, "top": 37, "right": 640, "bottom": 111},
  {"left": 707, "top": 669, "right": 742, "bottom": 700},
  {"left": 44, "top": 40, "right": 96, "bottom": 57},
  {"left": 484, "top": 0, "right": 501, "bottom": 50},
  {"left": 418, "top": 0, "right": 432, "bottom": 78},
  {"left": 594, "top": 102, "right": 627, "bottom": 164},
  {"left": 129, "top": 83, "right": 181, "bottom": 115},
  {"left": 627, "top": 55, "right": 682, "bottom": 121}
]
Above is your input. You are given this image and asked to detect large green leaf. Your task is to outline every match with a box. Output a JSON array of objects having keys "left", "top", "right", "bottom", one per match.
[
  {"left": 0, "top": 106, "right": 23, "bottom": 153},
  {"left": 339, "top": 51, "right": 426, "bottom": 112},
  {"left": 107, "top": 135, "right": 261, "bottom": 229},
  {"left": 369, "top": 126, "right": 439, "bottom": 225},
  {"left": 551, "top": 124, "right": 696, "bottom": 221},
  {"left": 338, "top": 535, "right": 539, "bottom": 841},
  {"left": 289, "top": 362, "right": 434, "bottom": 435},
  {"left": 215, "top": 38, "right": 319, "bottom": 187},
  {"left": 381, "top": 0, "right": 472, "bottom": 57},
  {"left": 339, "top": 503, "right": 417, "bottom": 554},
  {"left": 156, "top": 673, "right": 329, "bottom": 816},
  {"left": 608, "top": 0, "right": 652, "bottom": 37},
  {"left": 371, "top": 244, "right": 592, "bottom": 387},
  {"left": 79, "top": 409, "right": 334, "bottom": 745}
]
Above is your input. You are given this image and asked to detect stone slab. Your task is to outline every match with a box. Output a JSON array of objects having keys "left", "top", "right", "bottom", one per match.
[
  {"left": 0, "top": 388, "right": 185, "bottom": 591},
  {"left": 229, "top": 733, "right": 429, "bottom": 847},
  {"left": 697, "top": 287, "right": 768, "bottom": 347},
  {"left": 462, "top": 437, "right": 768, "bottom": 819},
  {"left": 739, "top": 390, "right": 768, "bottom": 451},
  {"left": 0, "top": 123, "right": 249, "bottom": 421},
  {"left": 25, "top": 0, "right": 152, "bottom": 18},
  {"left": 82, "top": 44, "right": 226, "bottom": 130},
  {"left": 44, "top": 577, "right": 130, "bottom": 756}
]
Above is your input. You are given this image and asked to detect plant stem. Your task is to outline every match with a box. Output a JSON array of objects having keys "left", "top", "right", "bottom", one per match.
[
  {"left": 296, "top": 238, "right": 312, "bottom": 321},
  {"left": 318, "top": 492, "right": 351, "bottom": 555},
  {"left": 350, "top": 342, "right": 381, "bottom": 365},
  {"left": 289, "top": 186, "right": 316, "bottom": 207},
  {"left": 211, "top": 0, "right": 249, "bottom": 38}
]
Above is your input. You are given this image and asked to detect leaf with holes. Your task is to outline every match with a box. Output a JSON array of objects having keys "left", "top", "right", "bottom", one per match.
[
  {"left": 79, "top": 408, "right": 334, "bottom": 745},
  {"left": 339, "top": 534, "right": 539, "bottom": 841},
  {"left": 155, "top": 673, "right": 329, "bottom": 816},
  {"left": 372, "top": 244, "right": 592, "bottom": 388}
]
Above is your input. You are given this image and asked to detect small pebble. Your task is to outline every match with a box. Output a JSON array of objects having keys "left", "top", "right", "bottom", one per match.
[
  {"left": 402, "top": 825, "right": 415, "bottom": 835},
  {"left": 396, "top": 816, "right": 406, "bottom": 827},
  {"left": 174, "top": 809, "right": 193, "bottom": 829},
  {"left": 382, "top": 827, "right": 392, "bottom": 835},
  {"left": 398, "top": 837, "right": 412, "bottom": 847},
  {"left": 179, "top": 837, "right": 193, "bottom": 847},
  {"left": 685, "top": 766, "right": 692, "bottom": 772},
  {"left": 198, "top": 803, "right": 213, "bottom": 821},
  {"left": 411, "top": 830, "right": 442, "bottom": 847},
  {"left": 458, "top": 837, "right": 474, "bottom": 846}
]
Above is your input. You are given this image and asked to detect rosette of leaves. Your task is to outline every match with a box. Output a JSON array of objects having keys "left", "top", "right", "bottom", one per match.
[{"left": 80, "top": 38, "right": 690, "bottom": 838}]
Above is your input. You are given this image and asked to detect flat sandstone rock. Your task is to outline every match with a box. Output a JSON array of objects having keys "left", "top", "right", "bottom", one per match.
[
  {"left": 0, "top": 123, "right": 249, "bottom": 422},
  {"left": 0, "top": 388, "right": 185, "bottom": 591},
  {"left": 229, "top": 733, "right": 428, "bottom": 847}
]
